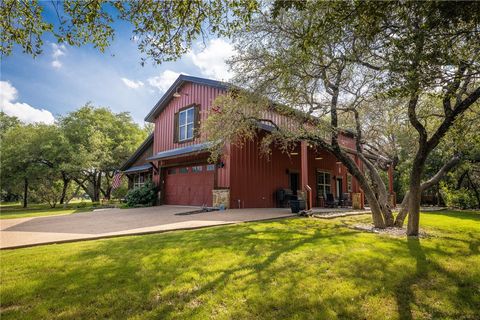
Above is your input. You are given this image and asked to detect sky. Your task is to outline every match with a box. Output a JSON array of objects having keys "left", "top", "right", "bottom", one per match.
[{"left": 0, "top": 4, "right": 235, "bottom": 126}]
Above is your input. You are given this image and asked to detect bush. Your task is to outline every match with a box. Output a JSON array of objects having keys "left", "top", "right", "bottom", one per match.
[
  {"left": 125, "top": 181, "right": 157, "bottom": 207},
  {"left": 440, "top": 183, "right": 477, "bottom": 209},
  {"left": 111, "top": 180, "right": 129, "bottom": 200},
  {"left": 76, "top": 202, "right": 88, "bottom": 208}
]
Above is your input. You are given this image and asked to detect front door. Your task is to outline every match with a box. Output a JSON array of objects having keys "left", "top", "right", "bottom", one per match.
[
  {"left": 290, "top": 172, "right": 299, "bottom": 195},
  {"left": 336, "top": 178, "right": 343, "bottom": 198}
]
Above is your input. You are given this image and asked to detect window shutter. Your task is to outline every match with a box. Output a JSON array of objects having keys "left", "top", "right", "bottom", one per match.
[
  {"left": 173, "top": 112, "right": 179, "bottom": 143},
  {"left": 194, "top": 105, "right": 201, "bottom": 138}
]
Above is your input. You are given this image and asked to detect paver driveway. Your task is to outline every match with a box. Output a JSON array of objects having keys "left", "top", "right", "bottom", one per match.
[{"left": 0, "top": 206, "right": 293, "bottom": 249}]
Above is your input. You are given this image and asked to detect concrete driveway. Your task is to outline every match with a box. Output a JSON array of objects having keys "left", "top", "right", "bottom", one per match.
[{"left": 0, "top": 206, "right": 294, "bottom": 249}]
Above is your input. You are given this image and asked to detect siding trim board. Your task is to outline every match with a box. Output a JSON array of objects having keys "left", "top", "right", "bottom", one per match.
[
  {"left": 147, "top": 142, "right": 212, "bottom": 161},
  {"left": 123, "top": 164, "right": 153, "bottom": 174}
]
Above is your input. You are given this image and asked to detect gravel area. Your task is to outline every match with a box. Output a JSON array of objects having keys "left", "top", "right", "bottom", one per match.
[
  {"left": 353, "top": 223, "right": 429, "bottom": 237},
  {"left": 311, "top": 210, "right": 369, "bottom": 219}
]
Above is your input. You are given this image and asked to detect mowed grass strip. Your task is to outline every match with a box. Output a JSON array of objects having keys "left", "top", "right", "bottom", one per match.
[
  {"left": 0, "top": 202, "right": 94, "bottom": 219},
  {"left": 1, "top": 210, "right": 479, "bottom": 319}
]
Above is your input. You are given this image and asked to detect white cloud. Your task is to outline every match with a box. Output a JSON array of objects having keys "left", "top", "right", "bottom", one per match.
[
  {"left": 51, "top": 60, "right": 62, "bottom": 69},
  {"left": 188, "top": 39, "right": 235, "bottom": 80},
  {"left": 147, "top": 70, "right": 184, "bottom": 93},
  {"left": 0, "top": 81, "right": 55, "bottom": 124},
  {"left": 51, "top": 43, "right": 66, "bottom": 69},
  {"left": 121, "top": 77, "right": 144, "bottom": 89}
]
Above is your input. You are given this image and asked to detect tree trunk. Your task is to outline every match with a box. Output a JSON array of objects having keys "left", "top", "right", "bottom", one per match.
[
  {"left": 102, "top": 186, "right": 112, "bottom": 200},
  {"left": 406, "top": 152, "right": 426, "bottom": 236},
  {"left": 361, "top": 155, "right": 394, "bottom": 227},
  {"left": 329, "top": 144, "right": 386, "bottom": 228},
  {"left": 466, "top": 172, "right": 480, "bottom": 209},
  {"left": 92, "top": 172, "right": 102, "bottom": 202},
  {"left": 395, "top": 153, "right": 462, "bottom": 227},
  {"left": 394, "top": 191, "right": 410, "bottom": 227},
  {"left": 59, "top": 172, "right": 70, "bottom": 204},
  {"left": 23, "top": 178, "right": 28, "bottom": 208}
]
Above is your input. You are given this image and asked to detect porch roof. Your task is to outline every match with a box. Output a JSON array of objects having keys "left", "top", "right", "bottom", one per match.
[
  {"left": 122, "top": 163, "right": 152, "bottom": 174},
  {"left": 146, "top": 142, "right": 212, "bottom": 161}
]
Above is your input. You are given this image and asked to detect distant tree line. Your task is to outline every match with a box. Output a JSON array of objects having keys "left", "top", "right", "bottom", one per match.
[{"left": 0, "top": 105, "right": 148, "bottom": 208}]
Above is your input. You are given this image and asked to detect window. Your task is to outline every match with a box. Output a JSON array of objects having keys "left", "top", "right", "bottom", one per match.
[
  {"left": 167, "top": 168, "right": 176, "bottom": 175},
  {"left": 206, "top": 164, "right": 215, "bottom": 171},
  {"left": 316, "top": 171, "right": 331, "bottom": 198},
  {"left": 179, "top": 167, "right": 188, "bottom": 174},
  {"left": 347, "top": 174, "right": 352, "bottom": 192},
  {"left": 192, "top": 165, "right": 203, "bottom": 173},
  {"left": 178, "top": 107, "right": 195, "bottom": 141},
  {"left": 133, "top": 172, "right": 151, "bottom": 189}
]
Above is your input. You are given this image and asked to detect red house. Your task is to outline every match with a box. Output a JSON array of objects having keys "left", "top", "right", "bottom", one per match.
[{"left": 121, "top": 75, "right": 395, "bottom": 209}]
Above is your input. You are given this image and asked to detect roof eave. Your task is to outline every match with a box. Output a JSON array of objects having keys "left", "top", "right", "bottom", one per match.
[
  {"left": 119, "top": 133, "right": 154, "bottom": 171},
  {"left": 144, "top": 75, "right": 228, "bottom": 123}
]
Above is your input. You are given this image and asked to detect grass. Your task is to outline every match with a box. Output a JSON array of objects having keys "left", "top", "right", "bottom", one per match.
[
  {"left": 0, "top": 201, "right": 95, "bottom": 219},
  {"left": 1, "top": 210, "right": 479, "bottom": 319}
]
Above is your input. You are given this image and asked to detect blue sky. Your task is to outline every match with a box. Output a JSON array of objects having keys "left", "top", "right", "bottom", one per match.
[{"left": 0, "top": 4, "right": 234, "bottom": 125}]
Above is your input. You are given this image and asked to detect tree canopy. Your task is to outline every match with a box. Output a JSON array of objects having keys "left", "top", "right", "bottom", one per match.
[
  {"left": 1, "top": 0, "right": 259, "bottom": 64},
  {"left": 205, "top": 0, "right": 480, "bottom": 234},
  {"left": 0, "top": 105, "right": 147, "bottom": 206}
]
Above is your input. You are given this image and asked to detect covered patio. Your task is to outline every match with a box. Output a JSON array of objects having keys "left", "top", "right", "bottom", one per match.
[{"left": 295, "top": 140, "right": 396, "bottom": 210}]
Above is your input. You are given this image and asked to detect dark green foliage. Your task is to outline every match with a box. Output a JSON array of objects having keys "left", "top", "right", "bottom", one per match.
[
  {"left": 440, "top": 184, "right": 477, "bottom": 209},
  {"left": 0, "top": 0, "right": 259, "bottom": 64},
  {"left": 125, "top": 181, "right": 156, "bottom": 207}
]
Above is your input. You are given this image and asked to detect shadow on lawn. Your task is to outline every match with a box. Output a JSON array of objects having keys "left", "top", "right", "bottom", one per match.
[
  {"left": 2, "top": 217, "right": 479, "bottom": 319},
  {"left": 394, "top": 238, "right": 427, "bottom": 320}
]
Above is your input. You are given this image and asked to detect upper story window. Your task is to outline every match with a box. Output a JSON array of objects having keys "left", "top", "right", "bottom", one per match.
[{"left": 179, "top": 107, "right": 195, "bottom": 141}]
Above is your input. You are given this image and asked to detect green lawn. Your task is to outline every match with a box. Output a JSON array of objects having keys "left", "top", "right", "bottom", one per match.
[
  {"left": 1, "top": 210, "right": 479, "bottom": 319},
  {"left": 0, "top": 201, "right": 95, "bottom": 219}
]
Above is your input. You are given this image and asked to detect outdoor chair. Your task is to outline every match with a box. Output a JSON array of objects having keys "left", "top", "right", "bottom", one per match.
[
  {"left": 276, "top": 188, "right": 297, "bottom": 207},
  {"left": 325, "top": 193, "right": 337, "bottom": 208},
  {"left": 340, "top": 192, "right": 352, "bottom": 207}
]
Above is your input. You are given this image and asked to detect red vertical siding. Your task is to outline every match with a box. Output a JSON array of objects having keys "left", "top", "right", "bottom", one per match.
[
  {"left": 153, "top": 82, "right": 226, "bottom": 154},
  {"left": 216, "top": 144, "right": 230, "bottom": 188},
  {"left": 228, "top": 134, "right": 366, "bottom": 208},
  {"left": 229, "top": 133, "right": 301, "bottom": 208}
]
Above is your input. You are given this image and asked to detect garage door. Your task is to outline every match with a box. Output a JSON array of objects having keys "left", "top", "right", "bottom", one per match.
[{"left": 164, "top": 164, "right": 215, "bottom": 206}]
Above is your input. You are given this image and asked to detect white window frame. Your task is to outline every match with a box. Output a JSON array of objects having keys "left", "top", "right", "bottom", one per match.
[
  {"left": 178, "top": 107, "right": 195, "bottom": 141},
  {"left": 133, "top": 172, "right": 151, "bottom": 189},
  {"left": 316, "top": 171, "right": 332, "bottom": 198},
  {"left": 192, "top": 165, "right": 203, "bottom": 173}
]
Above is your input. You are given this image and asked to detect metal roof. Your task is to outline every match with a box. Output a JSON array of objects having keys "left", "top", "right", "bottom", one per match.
[
  {"left": 119, "top": 133, "right": 154, "bottom": 171},
  {"left": 144, "top": 75, "right": 228, "bottom": 122},
  {"left": 122, "top": 163, "right": 152, "bottom": 174},
  {"left": 146, "top": 142, "right": 212, "bottom": 161}
]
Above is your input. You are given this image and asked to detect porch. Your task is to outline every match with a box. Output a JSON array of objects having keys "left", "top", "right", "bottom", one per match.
[{"left": 295, "top": 141, "right": 395, "bottom": 210}]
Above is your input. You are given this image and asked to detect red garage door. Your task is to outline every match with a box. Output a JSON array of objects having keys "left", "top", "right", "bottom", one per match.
[{"left": 164, "top": 164, "right": 215, "bottom": 206}]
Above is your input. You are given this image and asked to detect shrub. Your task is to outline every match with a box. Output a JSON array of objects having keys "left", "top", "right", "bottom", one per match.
[
  {"left": 440, "top": 183, "right": 477, "bottom": 209},
  {"left": 76, "top": 202, "right": 88, "bottom": 208},
  {"left": 125, "top": 181, "right": 157, "bottom": 207},
  {"left": 111, "top": 180, "right": 129, "bottom": 200}
]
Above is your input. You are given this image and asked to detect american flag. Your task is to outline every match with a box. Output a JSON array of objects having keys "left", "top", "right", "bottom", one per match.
[{"left": 111, "top": 171, "right": 123, "bottom": 190}]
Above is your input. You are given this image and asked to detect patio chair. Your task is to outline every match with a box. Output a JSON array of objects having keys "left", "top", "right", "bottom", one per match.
[
  {"left": 341, "top": 193, "right": 352, "bottom": 207},
  {"left": 325, "top": 193, "right": 337, "bottom": 208}
]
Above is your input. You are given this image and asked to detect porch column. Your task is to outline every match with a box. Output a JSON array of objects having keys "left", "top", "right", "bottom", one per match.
[
  {"left": 388, "top": 164, "right": 394, "bottom": 194},
  {"left": 300, "top": 141, "right": 312, "bottom": 209}
]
